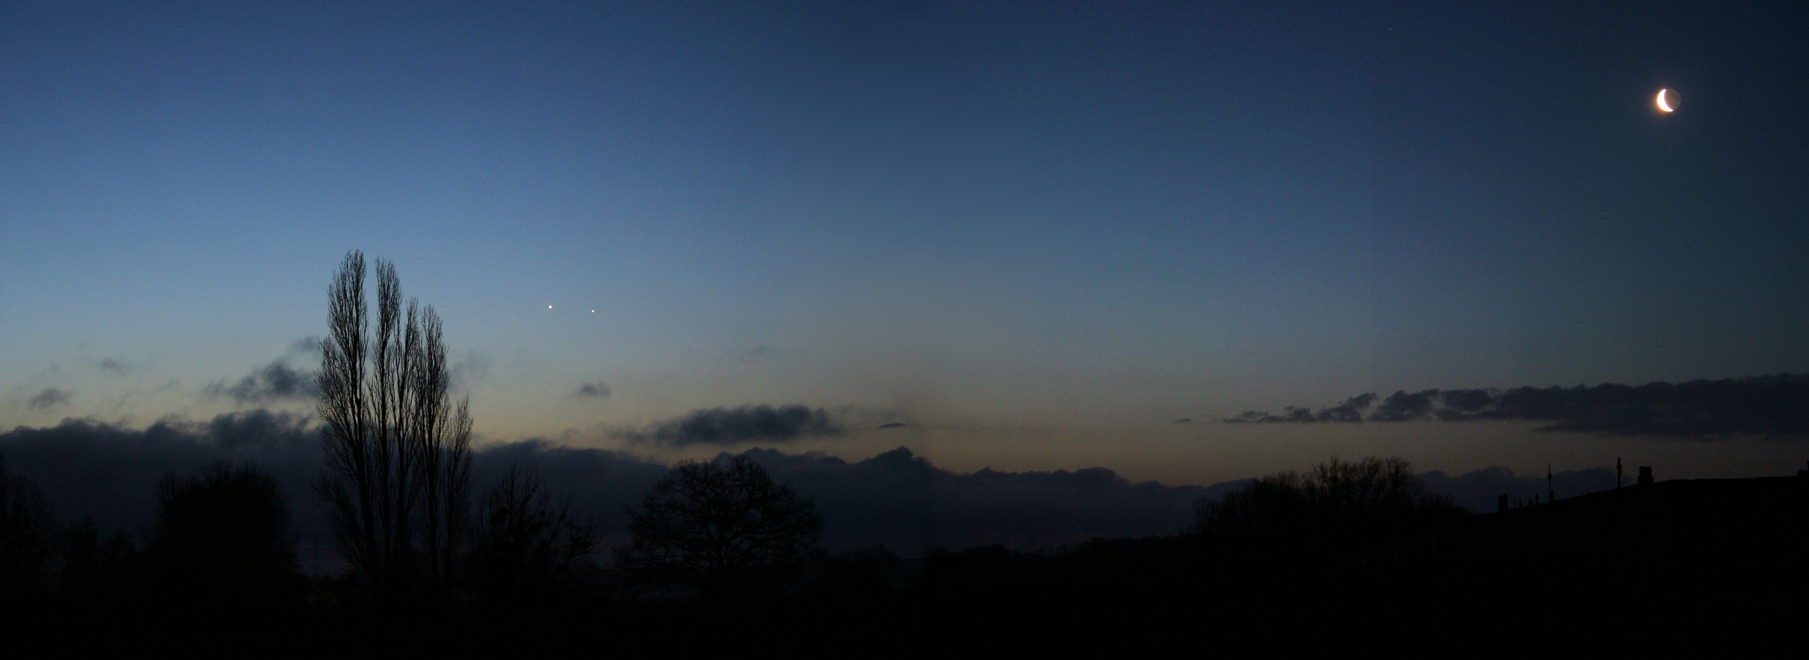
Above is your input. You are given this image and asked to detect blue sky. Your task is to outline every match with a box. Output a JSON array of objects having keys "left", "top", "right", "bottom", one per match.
[{"left": 4, "top": 1, "right": 1807, "bottom": 485}]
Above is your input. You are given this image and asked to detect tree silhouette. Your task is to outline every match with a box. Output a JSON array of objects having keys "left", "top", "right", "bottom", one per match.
[
  {"left": 0, "top": 455, "right": 53, "bottom": 600},
  {"left": 316, "top": 251, "right": 473, "bottom": 609},
  {"left": 620, "top": 455, "right": 822, "bottom": 597},
  {"left": 1195, "top": 455, "right": 1461, "bottom": 539},
  {"left": 470, "top": 466, "right": 597, "bottom": 608},
  {"left": 147, "top": 461, "right": 302, "bottom": 613}
]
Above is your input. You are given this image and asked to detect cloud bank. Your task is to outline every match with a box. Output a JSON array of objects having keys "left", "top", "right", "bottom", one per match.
[
  {"left": 1, "top": 414, "right": 1223, "bottom": 560},
  {"left": 0, "top": 415, "right": 1634, "bottom": 567}
]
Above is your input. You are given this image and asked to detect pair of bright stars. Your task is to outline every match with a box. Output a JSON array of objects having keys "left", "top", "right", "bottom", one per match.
[{"left": 548, "top": 305, "right": 596, "bottom": 313}]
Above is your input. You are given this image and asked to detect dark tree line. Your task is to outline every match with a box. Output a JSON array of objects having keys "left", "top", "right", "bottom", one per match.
[
  {"left": 1194, "top": 455, "right": 1464, "bottom": 542},
  {"left": 0, "top": 455, "right": 54, "bottom": 600}
]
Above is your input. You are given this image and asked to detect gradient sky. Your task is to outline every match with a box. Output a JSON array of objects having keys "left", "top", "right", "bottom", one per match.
[{"left": 5, "top": 1, "right": 1807, "bottom": 485}]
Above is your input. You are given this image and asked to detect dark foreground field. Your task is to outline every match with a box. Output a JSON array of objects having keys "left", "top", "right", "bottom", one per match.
[{"left": 6, "top": 476, "right": 1805, "bottom": 655}]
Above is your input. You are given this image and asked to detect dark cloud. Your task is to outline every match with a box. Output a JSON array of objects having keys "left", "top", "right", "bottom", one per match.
[
  {"left": 205, "top": 361, "right": 319, "bottom": 404},
  {"left": 618, "top": 404, "right": 845, "bottom": 447},
  {"left": 1490, "top": 377, "right": 1809, "bottom": 436},
  {"left": 1222, "top": 410, "right": 1274, "bottom": 424},
  {"left": 1316, "top": 392, "right": 1376, "bottom": 422},
  {"left": 99, "top": 358, "right": 131, "bottom": 375},
  {"left": 0, "top": 411, "right": 325, "bottom": 544},
  {"left": 1220, "top": 394, "right": 1378, "bottom": 424},
  {"left": 1438, "top": 388, "right": 1496, "bottom": 415},
  {"left": 1370, "top": 389, "right": 1439, "bottom": 421},
  {"left": 27, "top": 388, "right": 71, "bottom": 410},
  {"left": 1220, "top": 375, "right": 1809, "bottom": 438},
  {"left": 878, "top": 422, "right": 907, "bottom": 429},
  {"left": 1454, "top": 376, "right": 1809, "bottom": 436},
  {"left": 575, "top": 381, "right": 611, "bottom": 398}
]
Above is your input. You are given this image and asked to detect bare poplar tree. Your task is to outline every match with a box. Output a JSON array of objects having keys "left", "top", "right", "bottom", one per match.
[{"left": 317, "top": 251, "right": 472, "bottom": 608}]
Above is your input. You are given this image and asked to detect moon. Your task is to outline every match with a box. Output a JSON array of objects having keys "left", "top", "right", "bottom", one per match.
[{"left": 1656, "top": 88, "right": 1677, "bottom": 113}]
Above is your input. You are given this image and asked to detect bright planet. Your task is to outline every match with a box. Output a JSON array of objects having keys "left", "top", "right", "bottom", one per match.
[{"left": 1656, "top": 88, "right": 1678, "bottom": 112}]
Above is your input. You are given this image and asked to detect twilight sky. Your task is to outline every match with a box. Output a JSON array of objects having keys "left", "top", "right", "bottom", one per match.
[{"left": 4, "top": 1, "right": 1808, "bottom": 492}]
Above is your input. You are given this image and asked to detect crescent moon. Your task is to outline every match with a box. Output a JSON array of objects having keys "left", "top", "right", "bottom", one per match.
[{"left": 1656, "top": 89, "right": 1675, "bottom": 113}]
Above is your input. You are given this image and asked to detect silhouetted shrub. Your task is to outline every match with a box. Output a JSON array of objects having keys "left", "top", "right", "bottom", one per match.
[
  {"left": 0, "top": 455, "right": 53, "bottom": 598},
  {"left": 470, "top": 466, "right": 597, "bottom": 609},
  {"left": 619, "top": 455, "right": 822, "bottom": 598},
  {"left": 147, "top": 461, "right": 302, "bottom": 615}
]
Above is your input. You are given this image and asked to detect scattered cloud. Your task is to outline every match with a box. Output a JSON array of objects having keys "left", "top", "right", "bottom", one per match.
[
  {"left": 575, "top": 381, "right": 611, "bottom": 398},
  {"left": 27, "top": 387, "right": 71, "bottom": 410},
  {"left": 99, "top": 357, "right": 131, "bottom": 375},
  {"left": 205, "top": 361, "right": 319, "bottom": 404},
  {"left": 718, "top": 344, "right": 800, "bottom": 364},
  {"left": 1222, "top": 393, "right": 1377, "bottom": 424},
  {"left": 450, "top": 349, "right": 493, "bottom": 390},
  {"left": 287, "top": 336, "right": 323, "bottom": 356},
  {"left": 616, "top": 404, "right": 845, "bottom": 447}
]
